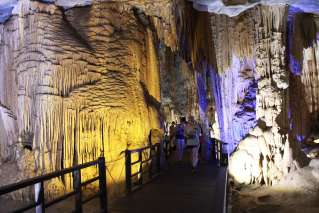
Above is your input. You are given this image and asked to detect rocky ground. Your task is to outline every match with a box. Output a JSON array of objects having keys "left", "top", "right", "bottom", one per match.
[
  {"left": 301, "top": 133, "right": 319, "bottom": 158},
  {"left": 231, "top": 184, "right": 319, "bottom": 213},
  {"left": 230, "top": 158, "right": 319, "bottom": 213}
]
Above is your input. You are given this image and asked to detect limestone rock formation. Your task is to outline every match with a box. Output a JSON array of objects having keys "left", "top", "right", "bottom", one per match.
[
  {"left": 229, "top": 6, "right": 318, "bottom": 186},
  {"left": 1, "top": 0, "right": 319, "bottom": 202},
  {"left": 0, "top": 0, "right": 181, "bottom": 199}
]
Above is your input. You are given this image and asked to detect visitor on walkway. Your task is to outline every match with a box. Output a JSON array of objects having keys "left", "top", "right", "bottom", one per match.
[
  {"left": 169, "top": 121, "right": 176, "bottom": 150},
  {"left": 198, "top": 124, "right": 206, "bottom": 161},
  {"left": 185, "top": 116, "right": 200, "bottom": 172},
  {"left": 175, "top": 117, "right": 186, "bottom": 161}
]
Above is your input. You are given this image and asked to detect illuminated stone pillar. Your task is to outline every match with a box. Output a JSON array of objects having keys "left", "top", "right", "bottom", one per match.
[{"left": 229, "top": 6, "right": 306, "bottom": 185}]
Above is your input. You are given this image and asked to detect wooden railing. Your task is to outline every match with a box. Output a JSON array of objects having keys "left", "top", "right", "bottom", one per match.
[
  {"left": 125, "top": 143, "right": 161, "bottom": 193},
  {"left": 0, "top": 157, "right": 107, "bottom": 213}
]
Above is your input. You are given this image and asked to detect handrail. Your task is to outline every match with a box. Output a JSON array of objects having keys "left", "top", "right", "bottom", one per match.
[
  {"left": 0, "top": 160, "right": 99, "bottom": 195},
  {"left": 125, "top": 143, "right": 161, "bottom": 193},
  {"left": 129, "top": 145, "right": 152, "bottom": 154},
  {"left": 0, "top": 157, "right": 108, "bottom": 213}
]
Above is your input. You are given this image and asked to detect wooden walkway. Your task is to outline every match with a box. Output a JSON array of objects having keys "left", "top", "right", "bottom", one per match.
[
  {"left": 0, "top": 151, "right": 228, "bottom": 213},
  {"left": 109, "top": 155, "right": 228, "bottom": 213}
]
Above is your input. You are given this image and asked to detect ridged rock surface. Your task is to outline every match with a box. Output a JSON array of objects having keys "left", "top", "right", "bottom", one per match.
[
  {"left": 226, "top": 5, "right": 310, "bottom": 185},
  {"left": 0, "top": 0, "right": 180, "bottom": 199}
]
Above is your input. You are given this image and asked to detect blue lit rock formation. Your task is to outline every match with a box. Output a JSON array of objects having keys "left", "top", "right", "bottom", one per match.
[
  {"left": 191, "top": 0, "right": 319, "bottom": 16},
  {"left": 209, "top": 56, "right": 257, "bottom": 153},
  {"left": 210, "top": 5, "right": 308, "bottom": 185}
]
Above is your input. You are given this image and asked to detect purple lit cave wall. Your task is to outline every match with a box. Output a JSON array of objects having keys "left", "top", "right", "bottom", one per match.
[
  {"left": 212, "top": 57, "right": 257, "bottom": 153},
  {"left": 208, "top": 57, "right": 257, "bottom": 153}
]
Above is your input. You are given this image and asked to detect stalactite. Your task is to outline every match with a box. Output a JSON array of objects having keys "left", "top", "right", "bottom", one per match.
[
  {"left": 158, "top": 44, "right": 199, "bottom": 121},
  {"left": 179, "top": 3, "right": 215, "bottom": 70},
  {"left": 288, "top": 13, "right": 319, "bottom": 145},
  {"left": 209, "top": 55, "right": 257, "bottom": 153},
  {"left": 210, "top": 9, "right": 254, "bottom": 73}
]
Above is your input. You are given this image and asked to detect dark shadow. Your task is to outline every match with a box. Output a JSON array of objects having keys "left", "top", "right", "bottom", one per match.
[
  {"left": 139, "top": 81, "right": 161, "bottom": 112},
  {"left": 60, "top": 6, "right": 94, "bottom": 51}
]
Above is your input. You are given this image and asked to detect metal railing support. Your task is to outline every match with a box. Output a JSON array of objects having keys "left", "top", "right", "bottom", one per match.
[
  {"left": 149, "top": 148, "right": 153, "bottom": 179},
  {"left": 156, "top": 144, "right": 161, "bottom": 173},
  {"left": 73, "top": 170, "right": 82, "bottom": 213},
  {"left": 125, "top": 149, "right": 132, "bottom": 193},
  {"left": 35, "top": 181, "right": 45, "bottom": 213},
  {"left": 212, "top": 138, "right": 228, "bottom": 167},
  {"left": 138, "top": 151, "right": 143, "bottom": 185},
  {"left": 98, "top": 157, "right": 107, "bottom": 213},
  {"left": 125, "top": 143, "right": 162, "bottom": 193}
]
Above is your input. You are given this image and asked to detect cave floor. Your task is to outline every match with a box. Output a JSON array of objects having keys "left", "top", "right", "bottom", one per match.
[
  {"left": 109, "top": 155, "right": 227, "bottom": 213},
  {"left": 231, "top": 184, "right": 319, "bottom": 213}
]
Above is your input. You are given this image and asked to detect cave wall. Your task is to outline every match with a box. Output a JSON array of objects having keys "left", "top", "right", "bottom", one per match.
[
  {"left": 210, "top": 5, "right": 312, "bottom": 185},
  {"left": 159, "top": 6, "right": 215, "bottom": 134},
  {"left": 159, "top": 47, "right": 198, "bottom": 122},
  {"left": 0, "top": 0, "right": 181, "bottom": 198},
  {"left": 161, "top": 3, "right": 313, "bottom": 186},
  {"left": 1, "top": 0, "right": 319, "bottom": 197}
]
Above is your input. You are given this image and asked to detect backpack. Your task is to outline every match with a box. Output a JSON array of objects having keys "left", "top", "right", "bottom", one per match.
[
  {"left": 185, "top": 124, "right": 197, "bottom": 139},
  {"left": 186, "top": 124, "right": 200, "bottom": 146},
  {"left": 175, "top": 124, "right": 185, "bottom": 139}
]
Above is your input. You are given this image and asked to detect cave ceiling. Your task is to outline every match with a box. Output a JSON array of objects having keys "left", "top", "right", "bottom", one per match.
[
  {"left": 191, "top": 0, "right": 319, "bottom": 16},
  {"left": 2, "top": 0, "right": 319, "bottom": 24}
]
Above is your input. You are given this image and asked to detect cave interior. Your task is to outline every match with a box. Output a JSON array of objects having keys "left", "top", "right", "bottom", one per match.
[{"left": 1, "top": 0, "right": 319, "bottom": 212}]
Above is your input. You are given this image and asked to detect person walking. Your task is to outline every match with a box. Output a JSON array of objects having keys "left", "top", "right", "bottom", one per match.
[
  {"left": 169, "top": 121, "right": 176, "bottom": 150},
  {"left": 185, "top": 116, "right": 200, "bottom": 172},
  {"left": 175, "top": 117, "right": 186, "bottom": 161}
]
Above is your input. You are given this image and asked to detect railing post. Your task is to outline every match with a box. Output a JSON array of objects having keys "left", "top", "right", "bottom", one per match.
[
  {"left": 138, "top": 151, "right": 143, "bottom": 185},
  {"left": 211, "top": 138, "right": 216, "bottom": 160},
  {"left": 149, "top": 147, "right": 153, "bottom": 179},
  {"left": 221, "top": 141, "right": 224, "bottom": 166},
  {"left": 221, "top": 142, "right": 228, "bottom": 167},
  {"left": 125, "top": 149, "right": 132, "bottom": 193},
  {"left": 35, "top": 181, "right": 45, "bottom": 213},
  {"left": 217, "top": 140, "right": 221, "bottom": 167},
  {"left": 163, "top": 139, "right": 166, "bottom": 159},
  {"left": 73, "top": 169, "right": 82, "bottom": 213},
  {"left": 156, "top": 144, "right": 161, "bottom": 173},
  {"left": 167, "top": 139, "right": 171, "bottom": 159},
  {"left": 98, "top": 157, "right": 107, "bottom": 213}
]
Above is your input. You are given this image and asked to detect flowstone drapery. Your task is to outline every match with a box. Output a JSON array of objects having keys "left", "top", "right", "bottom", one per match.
[{"left": 0, "top": 0, "right": 180, "bottom": 199}]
